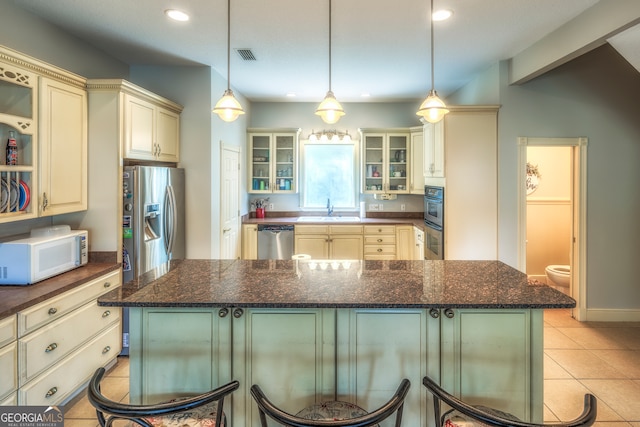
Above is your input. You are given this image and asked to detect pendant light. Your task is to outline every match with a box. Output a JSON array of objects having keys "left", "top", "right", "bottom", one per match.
[
  {"left": 213, "top": 0, "right": 245, "bottom": 122},
  {"left": 416, "top": 0, "right": 449, "bottom": 123},
  {"left": 315, "top": 0, "right": 345, "bottom": 124}
]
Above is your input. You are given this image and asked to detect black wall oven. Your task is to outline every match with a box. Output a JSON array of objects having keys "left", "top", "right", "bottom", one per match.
[{"left": 424, "top": 185, "right": 444, "bottom": 260}]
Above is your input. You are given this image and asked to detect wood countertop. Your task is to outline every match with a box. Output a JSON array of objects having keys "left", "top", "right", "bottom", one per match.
[
  {"left": 0, "top": 263, "right": 121, "bottom": 319},
  {"left": 98, "top": 259, "right": 575, "bottom": 310}
]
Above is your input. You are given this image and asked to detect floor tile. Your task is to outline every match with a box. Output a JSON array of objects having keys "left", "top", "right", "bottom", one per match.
[
  {"left": 544, "top": 327, "right": 583, "bottom": 349},
  {"left": 544, "top": 379, "right": 622, "bottom": 422},
  {"left": 581, "top": 379, "right": 640, "bottom": 422},
  {"left": 544, "top": 353, "right": 572, "bottom": 379},
  {"left": 544, "top": 309, "right": 584, "bottom": 328},
  {"left": 603, "top": 328, "right": 640, "bottom": 351},
  {"left": 556, "top": 327, "right": 629, "bottom": 350},
  {"left": 546, "top": 349, "right": 627, "bottom": 379},
  {"left": 591, "top": 350, "right": 640, "bottom": 379}
]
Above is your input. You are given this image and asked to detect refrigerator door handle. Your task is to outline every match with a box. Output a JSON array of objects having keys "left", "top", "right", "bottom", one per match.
[{"left": 165, "top": 185, "right": 177, "bottom": 256}]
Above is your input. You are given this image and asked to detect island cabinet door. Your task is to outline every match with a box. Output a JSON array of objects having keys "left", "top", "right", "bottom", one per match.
[
  {"left": 128, "top": 307, "right": 232, "bottom": 405},
  {"left": 232, "top": 308, "right": 337, "bottom": 427},
  {"left": 439, "top": 309, "right": 543, "bottom": 423},
  {"left": 336, "top": 309, "right": 438, "bottom": 427}
]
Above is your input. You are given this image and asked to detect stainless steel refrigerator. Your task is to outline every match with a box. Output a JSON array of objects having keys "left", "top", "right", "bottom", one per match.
[{"left": 121, "top": 166, "right": 185, "bottom": 354}]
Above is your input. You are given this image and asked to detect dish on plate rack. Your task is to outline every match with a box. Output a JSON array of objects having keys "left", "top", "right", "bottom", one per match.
[{"left": 0, "top": 178, "right": 30, "bottom": 212}]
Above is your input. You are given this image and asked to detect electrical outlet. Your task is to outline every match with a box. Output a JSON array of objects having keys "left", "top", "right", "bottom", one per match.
[
  {"left": 369, "top": 204, "right": 379, "bottom": 211},
  {"left": 378, "top": 203, "right": 384, "bottom": 211},
  {"left": 400, "top": 204, "right": 406, "bottom": 211},
  {"left": 268, "top": 203, "right": 274, "bottom": 210}
]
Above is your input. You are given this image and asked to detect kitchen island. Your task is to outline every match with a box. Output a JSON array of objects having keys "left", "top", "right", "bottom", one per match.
[{"left": 99, "top": 259, "right": 574, "bottom": 427}]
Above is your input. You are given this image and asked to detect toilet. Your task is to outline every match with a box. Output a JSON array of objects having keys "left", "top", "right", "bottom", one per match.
[{"left": 545, "top": 265, "right": 571, "bottom": 292}]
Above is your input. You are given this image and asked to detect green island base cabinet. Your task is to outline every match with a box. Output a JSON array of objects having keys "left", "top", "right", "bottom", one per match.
[{"left": 128, "top": 307, "right": 541, "bottom": 427}]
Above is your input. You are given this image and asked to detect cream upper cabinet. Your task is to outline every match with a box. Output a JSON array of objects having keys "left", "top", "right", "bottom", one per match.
[
  {"left": 409, "top": 127, "right": 425, "bottom": 194},
  {"left": 39, "top": 76, "right": 88, "bottom": 216},
  {"left": 123, "top": 92, "right": 182, "bottom": 162},
  {"left": 248, "top": 129, "right": 300, "bottom": 193},
  {"left": 0, "top": 56, "right": 37, "bottom": 224},
  {"left": 424, "top": 120, "right": 445, "bottom": 179},
  {"left": 360, "top": 129, "right": 410, "bottom": 194}
]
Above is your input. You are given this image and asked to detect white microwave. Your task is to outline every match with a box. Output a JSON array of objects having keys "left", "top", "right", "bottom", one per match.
[{"left": 0, "top": 227, "right": 88, "bottom": 285}]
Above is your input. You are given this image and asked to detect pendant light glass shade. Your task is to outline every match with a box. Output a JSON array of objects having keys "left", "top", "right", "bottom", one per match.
[
  {"left": 315, "top": 90, "right": 345, "bottom": 124},
  {"left": 416, "top": 0, "right": 448, "bottom": 123},
  {"left": 316, "top": 0, "right": 344, "bottom": 124},
  {"left": 213, "top": 0, "right": 244, "bottom": 122},
  {"left": 213, "top": 89, "right": 245, "bottom": 122},
  {"left": 417, "top": 89, "right": 449, "bottom": 123}
]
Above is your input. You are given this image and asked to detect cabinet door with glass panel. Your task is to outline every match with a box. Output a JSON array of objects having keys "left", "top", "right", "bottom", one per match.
[
  {"left": 360, "top": 130, "right": 410, "bottom": 194},
  {"left": 0, "top": 60, "right": 38, "bottom": 223},
  {"left": 248, "top": 129, "right": 300, "bottom": 194}
]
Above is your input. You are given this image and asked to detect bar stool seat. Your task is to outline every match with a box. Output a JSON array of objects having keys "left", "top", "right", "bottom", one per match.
[
  {"left": 251, "top": 379, "right": 410, "bottom": 427},
  {"left": 88, "top": 367, "right": 239, "bottom": 427}
]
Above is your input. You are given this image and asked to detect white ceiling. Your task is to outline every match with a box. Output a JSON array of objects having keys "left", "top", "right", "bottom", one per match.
[{"left": 7, "top": 0, "right": 639, "bottom": 102}]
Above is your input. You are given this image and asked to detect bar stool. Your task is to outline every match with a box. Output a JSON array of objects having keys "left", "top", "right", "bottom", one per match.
[
  {"left": 251, "top": 378, "right": 410, "bottom": 427},
  {"left": 423, "top": 376, "right": 597, "bottom": 427},
  {"left": 88, "top": 367, "right": 239, "bottom": 427}
]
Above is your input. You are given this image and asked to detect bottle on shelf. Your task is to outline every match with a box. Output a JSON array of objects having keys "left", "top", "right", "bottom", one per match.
[{"left": 6, "top": 131, "right": 18, "bottom": 165}]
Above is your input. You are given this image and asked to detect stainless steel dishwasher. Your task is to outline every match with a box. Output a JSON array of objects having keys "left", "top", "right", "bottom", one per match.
[{"left": 257, "top": 224, "right": 295, "bottom": 259}]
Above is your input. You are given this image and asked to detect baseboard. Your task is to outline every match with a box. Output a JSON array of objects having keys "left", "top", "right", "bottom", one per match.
[{"left": 585, "top": 308, "right": 640, "bottom": 322}]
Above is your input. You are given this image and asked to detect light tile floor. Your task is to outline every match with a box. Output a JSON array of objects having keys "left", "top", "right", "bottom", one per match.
[{"left": 64, "top": 309, "right": 640, "bottom": 426}]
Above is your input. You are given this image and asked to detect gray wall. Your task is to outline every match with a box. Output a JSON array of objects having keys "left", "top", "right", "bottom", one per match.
[{"left": 453, "top": 44, "right": 640, "bottom": 314}]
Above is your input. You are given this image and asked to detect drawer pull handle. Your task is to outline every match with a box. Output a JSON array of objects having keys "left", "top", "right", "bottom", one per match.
[
  {"left": 377, "top": 248, "right": 383, "bottom": 252},
  {"left": 102, "top": 310, "right": 111, "bottom": 318},
  {"left": 102, "top": 346, "right": 111, "bottom": 354},
  {"left": 104, "top": 282, "right": 111, "bottom": 288},
  {"left": 48, "top": 308, "right": 58, "bottom": 315},
  {"left": 45, "top": 387, "right": 58, "bottom": 398},
  {"left": 429, "top": 308, "right": 440, "bottom": 319},
  {"left": 218, "top": 308, "right": 229, "bottom": 318},
  {"left": 45, "top": 343, "right": 58, "bottom": 353},
  {"left": 377, "top": 238, "right": 383, "bottom": 242},
  {"left": 378, "top": 228, "right": 382, "bottom": 232},
  {"left": 233, "top": 308, "right": 244, "bottom": 318},
  {"left": 444, "top": 308, "right": 455, "bottom": 319}
]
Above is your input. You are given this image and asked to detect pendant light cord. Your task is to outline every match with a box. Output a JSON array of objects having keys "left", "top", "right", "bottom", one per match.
[
  {"left": 226, "top": 0, "right": 231, "bottom": 91},
  {"left": 430, "top": 0, "right": 435, "bottom": 91},
  {"left": 328, "top": 0, "right": 333, "bottom": 92}
]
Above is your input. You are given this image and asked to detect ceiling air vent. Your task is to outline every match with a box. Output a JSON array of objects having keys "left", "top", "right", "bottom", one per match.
[{"left": 235, "top": 49, "right": 256, "bottom": 61}]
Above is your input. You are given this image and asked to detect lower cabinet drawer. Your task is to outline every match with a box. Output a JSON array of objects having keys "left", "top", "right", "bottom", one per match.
[
  {"left": 364, "top": 235, "right": 396, "bottom": 245},
  {"left": 19, "top": 302, "right": 120, "bottom": 385},
  {"left": 0, "top": 316, "right": 17, "bottom": 348},
  {"left": 364, "top": 245, "right": 396, "bottom": 255},
  {"left": 0, "top": 341, "right": 17, "bottom": 401},
  {"left": 18, "top": 323, "right": 121, "bottom": 406}
]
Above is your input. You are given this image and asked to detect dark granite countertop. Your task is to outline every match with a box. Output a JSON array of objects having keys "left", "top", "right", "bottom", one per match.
[
  {"left": 243, "top": 216, "right": 426, "bottom": 230},
  {"left": 98, "top": 259, "right": 575, "bottom": 309},
  {"left": 0, "top": 263, "right": 121, "bottom": 320}
]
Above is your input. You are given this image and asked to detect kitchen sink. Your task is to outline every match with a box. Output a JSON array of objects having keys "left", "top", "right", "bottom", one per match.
[{"left": 297, "top": 216, "right": 361, "bottom": 222}]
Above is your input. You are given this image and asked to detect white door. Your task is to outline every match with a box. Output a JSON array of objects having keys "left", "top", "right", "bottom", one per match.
[{"left": 221, "top": 145, "right": 241, "bottom": 259}]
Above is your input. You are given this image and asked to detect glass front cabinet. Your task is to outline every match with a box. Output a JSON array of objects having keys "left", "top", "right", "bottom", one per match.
[
  {"left": 360, "top": 129, "right": 410, "bottom": 194},
  {"left": 0, "top": 60, "right": 37, "bottom": 223},
  {"left": 248, "top": 128, "right": 300, "bottom": 194}
]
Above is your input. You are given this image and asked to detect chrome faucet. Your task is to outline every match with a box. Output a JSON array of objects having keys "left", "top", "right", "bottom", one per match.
[{"left": 327, "top": 198, "right": 334, "bottom": 216}]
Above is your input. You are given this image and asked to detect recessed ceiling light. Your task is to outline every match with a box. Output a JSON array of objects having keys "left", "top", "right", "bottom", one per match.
[
  {"left": 432, "top": 9, "right": 453, "bottom": 21},
  {"left": 361, "top": 93, "right": 371, "bottom": 98},
  {"left": 165, "top": 9, "right": 190, "bottom": 22},
  {"left": 286, "top": 92, "right": 296, "bottom": 98}
]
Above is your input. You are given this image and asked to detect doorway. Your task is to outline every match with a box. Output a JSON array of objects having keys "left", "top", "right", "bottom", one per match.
[
  {"left": 517, "top": 137, "right": 587, "bottom": 320},
  {"left": 220, "top": 144, "right": 241, "bottom": 259}
]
